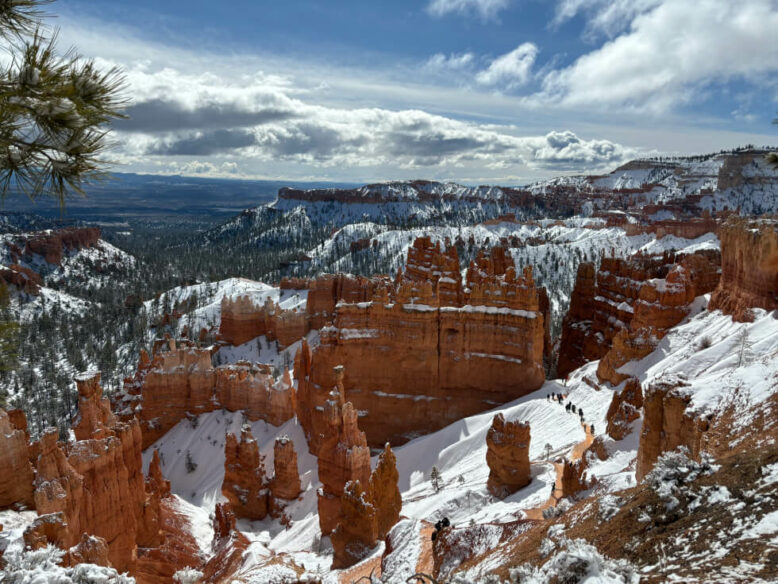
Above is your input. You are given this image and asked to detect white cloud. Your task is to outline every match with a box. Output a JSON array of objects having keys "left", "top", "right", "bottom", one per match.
[
  {"left": 540, "top": 0, "right": 778, "bottom": 111},
  {"left": 427, "top": 0, "right": 511, "bottom": 21},
  {"left": 426, "top": 52, "right": 476, "bottom": 72},
  {"left": 476, "top": 43, "right": 538, "bottom": 89},
  {"left": 552, "top": 0, "right": 661, "bottom": 39}
]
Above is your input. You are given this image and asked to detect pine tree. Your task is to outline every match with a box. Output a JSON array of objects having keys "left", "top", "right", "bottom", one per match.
[
  {"left": 430, "top": 466, "right": 442, "bottom": 493},
  {"left": 0, "top": 282, "right": 19, "bottom": 375},
  {"left": 0, "top": 0, "right": 126, "bottom": 205}
]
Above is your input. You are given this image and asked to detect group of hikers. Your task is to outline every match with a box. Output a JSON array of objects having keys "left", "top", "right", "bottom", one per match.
[{"left": 547, "top": 392, "right": 594, "bottom": 435}]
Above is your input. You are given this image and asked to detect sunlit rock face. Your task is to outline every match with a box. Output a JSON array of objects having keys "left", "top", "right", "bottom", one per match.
[
  {"left": 297, "top": 237, "right": 547, "bottom": 451},
  {"left": 636, "top": 376, "right": 709, "bottom": 481},
  {"left": 557, "top": 249, "right": 721, "bottom": 382},
  {"left": 122, "top": 340, "right": 294, "bottom": 448},
  {"left": 709, "top": 218, "right": 778, "bottom": 321},
  {"left": 486, "top": 413, "right": 531, "bottom": 498}
]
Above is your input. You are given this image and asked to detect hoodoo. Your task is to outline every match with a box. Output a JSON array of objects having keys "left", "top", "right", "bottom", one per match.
[{"left": 485, "top": 413, "right": 532, "bottom": 497}]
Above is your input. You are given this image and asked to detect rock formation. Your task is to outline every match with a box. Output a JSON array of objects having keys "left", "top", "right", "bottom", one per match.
[
  {"left": 306, "top": 273, "right": 387, "bottom": 329},
  {"left": 709, "top": 218, "right": 778, "bottom": 321},
  {"left": 0, "top": 409, "right": 35, "bottom": 509},
  {"left": 331, "top": 480, "right": 379, "bottom": 569},
  {"left": 298, "top": 237, "right": 547, "bottom": 450},
  {"left": 558, "top": 249, "right": 721, "bottom": 382},
  {"left": 636, "top": 376, "right": 709, "bottom": 481},
  {"left": 485, "top": 414, "right": 531, "bottom": 497},
  {"left": 316, "top": 367, "right": 372, "bottom": 536},
  {"left": 369, "top": 444, "right": 402, "bottom": 539},
  {"left": 122, "top": 341, "right": 295, "bottom": 448},
  {"left": 605, "top": 378, "right": 644, "bottom": 440},
  {"left": 22, "top": 227, "right": 101, "bottom": 265},
  {"left": 29, "top": 371, "right": 148, "bottom": 572},
  {"left": 201, "top": 502, "right": 250, "bottom": 583},
  {"left": 222, "top": 425, "right": 270, "bottom": 520},
  {"left": 270, "top": 436, "right": 302, "bottom": 514},
  {"left": 219, "top": 295, "right": 309, "bottom": 348}
]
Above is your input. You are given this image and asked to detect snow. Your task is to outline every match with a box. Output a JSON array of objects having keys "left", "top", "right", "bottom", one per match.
[{"left": 742, "top": 510, "right": 778, "bottom": 539}]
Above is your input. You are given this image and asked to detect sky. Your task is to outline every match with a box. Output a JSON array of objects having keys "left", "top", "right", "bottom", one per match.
[{"left": 51, "top": 0, "right": 778, "bottom": 185}]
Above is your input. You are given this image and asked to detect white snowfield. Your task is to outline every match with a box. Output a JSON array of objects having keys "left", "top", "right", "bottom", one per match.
[{"left": 131, "top": 294, "right": 778, "bottom": 582}]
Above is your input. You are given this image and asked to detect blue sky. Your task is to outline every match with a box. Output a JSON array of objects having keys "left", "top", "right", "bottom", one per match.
[{"left": 55, "top": 0, "right": 778, "bottom": 184}]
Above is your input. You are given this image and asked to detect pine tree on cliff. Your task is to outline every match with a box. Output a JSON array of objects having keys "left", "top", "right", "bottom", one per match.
[{"left": 0, "top": 0, "right": 126, "bottom": 206}]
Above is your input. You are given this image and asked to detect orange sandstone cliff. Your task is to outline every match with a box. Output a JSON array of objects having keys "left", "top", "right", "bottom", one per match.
[
  {"left": 709, "top": 218, "right": 778, "bottom": 321},
  {"left": 122, "top": 340, "right": 295, "bottom": 448},
  {"left": 297, "top": 237, "right": 548, "bottom": 450}
]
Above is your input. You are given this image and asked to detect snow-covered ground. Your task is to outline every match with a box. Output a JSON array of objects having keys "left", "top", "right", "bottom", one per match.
[{"left": 136, "top": 295, "right": 777, "bottom": 582}]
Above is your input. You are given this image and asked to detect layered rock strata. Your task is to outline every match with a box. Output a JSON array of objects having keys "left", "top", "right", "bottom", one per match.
[
  {"left": 331, "top": 480, "right": 379, "bottom": 569},
  {"left": 122, "top": 341, "right": 295, "bottom": 448},
  {"left": 709, "top": 218, "right": 778, "bottom": 321},
  {"left": 298, "top": 237, "right": 547, "bottom": 450},
  {"left": 485, "top": 414, "right": 531, "bottom": 497},
  {"left": 220, "top": 295, "right": 308, "bottom": 348},
  {"left": 558, "top": 249, "right": 721, "bottom": 382},
  {"left": 636, "top": 376, "right": 709, "bottom": 481}
]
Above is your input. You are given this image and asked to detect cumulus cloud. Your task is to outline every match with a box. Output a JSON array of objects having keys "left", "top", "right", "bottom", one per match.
[
  {"left": 476, "top": 43, "right": 538, "bottom": 89},
  {"left": 540, "top": 0, "right": 778, "bottom": 111},
  {"left": 427, "top": 0, "right": 511, "bottom": 21}
]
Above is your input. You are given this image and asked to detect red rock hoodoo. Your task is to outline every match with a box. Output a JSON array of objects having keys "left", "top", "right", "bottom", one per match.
[
  {"left": 709, "top": 218, "right": 778, "bottom": 321},
  {"left": 369, "top": 443, "right": 402, "bottom": 540},
  {"left": 331, "top": 480, "right": 379, "bottom": 569},
  {"left": 270, "top": 436, "right": 302, "bottom": 514},
  {"left": 222, "top": 425, "right": 270, "bottom": 520},
  {"left": 636, "top": 376, "right": 709, "bottom": 481},
  {"left": 316, "top": 366, "right": 372, "bottom": 536},
  {"left": 297, "top": 237, "right": 548, "bottom": 450},
  {"left": 485, "top": 413, "right": 531, "bottom": 498},
  {"left": 23, "top": 227, "right": 101, "bottom": 265},
  {"left": 0, "top": 409, "right": 35, "bottom": 509}
]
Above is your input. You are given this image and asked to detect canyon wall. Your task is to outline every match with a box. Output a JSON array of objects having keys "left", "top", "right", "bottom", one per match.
[
  {"left": 709, "top": 218, "right": 778, "bottom": 321},
  {"left": 636, "top": 376, "right": 709, "bottom": 481},
  {"left": 121, "top": 340, "right": 295, "bottom": 448},
  {"left": 558, "top": 249, "right": 721, "bottom": 381},
  {"left": 297, "top": 237, "right": 547, "bottom": 450},
  {"left": 219, "top": 295, "right": 308, "bottom": 347}
]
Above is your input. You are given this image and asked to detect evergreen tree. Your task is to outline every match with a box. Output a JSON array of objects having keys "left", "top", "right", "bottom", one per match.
[
  {"left": 0, "top": 0, "right": 126, "bottom": 205},
  {"left": 0, "top": 282, "right": 19, "bottom": 375}
]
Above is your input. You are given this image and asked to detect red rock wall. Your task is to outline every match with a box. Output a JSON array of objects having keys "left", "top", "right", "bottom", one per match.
[
  {"left": 636, "top": 376, "right": 709, "bottom": 481},
  {"left": 709, "top": 218, "right": 778, "bottom": 321},
  {"left": 297, "top": 238, "right": 546, "bottom": 450},
  {"left": 558, "top": 249, "right": 721, "bottom": 381},
  {"left": 122, "top": 342, "right": 295, "bottom": 449},
  {"left": 0, "top": 409, "right": 35, "bottom": 509},
  {"left": 219, "top": 295, "right": 309, "bottom": 348},
  {"left": 23, "top": 227, "right": 101, "bottom": 265}
]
